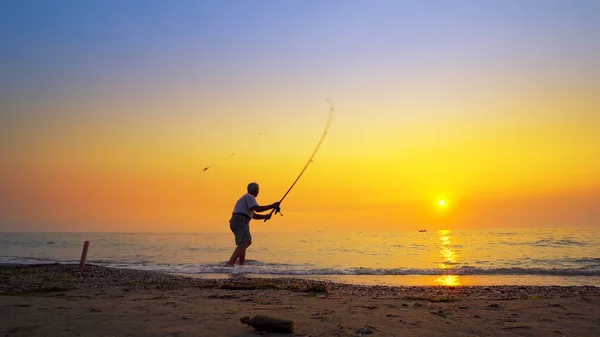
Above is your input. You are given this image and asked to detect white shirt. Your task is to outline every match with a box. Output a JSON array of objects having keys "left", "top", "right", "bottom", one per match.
[{"left": 232, "top": 193, "right": 258, "bottom": 219}]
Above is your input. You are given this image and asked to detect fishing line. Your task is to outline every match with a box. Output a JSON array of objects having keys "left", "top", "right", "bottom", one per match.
[{"left": 265, "top": 99, "right": 335, "bottom": 222}]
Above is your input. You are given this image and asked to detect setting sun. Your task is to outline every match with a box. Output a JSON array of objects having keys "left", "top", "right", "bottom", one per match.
[{"left": 438, "top": 200, "right": 446, "bottom": 207}]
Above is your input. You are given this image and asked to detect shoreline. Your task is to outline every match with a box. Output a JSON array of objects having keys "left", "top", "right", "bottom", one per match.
[
  {"left": 3, "top": 263, "right": 600, "bottom": 299},
  {"left": 4, "top": 259, "right": 599, "bottom": 287},
  {"left": 2, "top": 264, "right": 599, "bottom": 336},
  {"left": 184, "top": 272, "right": 600, "bottom": 287}
]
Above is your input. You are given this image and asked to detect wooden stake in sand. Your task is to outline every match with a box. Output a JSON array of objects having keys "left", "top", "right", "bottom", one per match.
[
  {"left": 79, "top": 241, "right": 90, "bottom": 270},
  {"left": 240, "top": 315, "right": 295, "bottom": 333}
]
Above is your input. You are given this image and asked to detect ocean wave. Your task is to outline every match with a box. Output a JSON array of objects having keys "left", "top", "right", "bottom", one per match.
[
  {"left": 0, "top": 256, "right": 70, "bottom": 265},
  {"left": 572, "top": 257, "right": 600, "bottom": 264},
  {"left": 498, "top": 239, "right": 587, "bottom": 247},
  {"left": 5, "top": 257, "right": 598, "bottom": 277},
  {"left": 111, "top": 263, "right": 600, "bottom": 276}
]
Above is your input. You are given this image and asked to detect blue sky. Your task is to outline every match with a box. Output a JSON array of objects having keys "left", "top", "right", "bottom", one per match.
[{"left": 3, "top": 0, "right": 599, "bottom": 106}]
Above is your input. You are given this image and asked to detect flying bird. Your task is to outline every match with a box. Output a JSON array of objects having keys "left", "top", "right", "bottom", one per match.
[{"left": 203, "top": 166, "right": 211, "bottom": 172}]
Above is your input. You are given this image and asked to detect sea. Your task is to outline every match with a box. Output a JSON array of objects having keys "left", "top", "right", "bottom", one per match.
[{"left": 1, "top": 228, "right": 599, "bottom": 287}]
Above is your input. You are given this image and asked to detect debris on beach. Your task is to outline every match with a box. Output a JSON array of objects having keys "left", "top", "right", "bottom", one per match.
[
  {"left": 355, "top": 325, "right": 376, "bottom": 334},
  {"left": 239, "top": 315, "right": 295, "bottom": 333}
]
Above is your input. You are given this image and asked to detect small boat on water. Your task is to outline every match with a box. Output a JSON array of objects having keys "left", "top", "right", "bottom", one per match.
[{"left": 418, "top": 229, "right": 427, "bottom": 232}]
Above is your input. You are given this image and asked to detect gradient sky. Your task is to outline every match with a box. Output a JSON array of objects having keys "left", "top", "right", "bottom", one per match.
[{"left": 1, "top": 0, "right": 599, "bottom": 232}]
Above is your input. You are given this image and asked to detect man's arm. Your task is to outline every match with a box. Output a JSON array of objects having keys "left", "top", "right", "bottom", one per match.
[
  {"left": 252, "top": 213, "right": 272, "bottom": 220},
  {"left": 250, "top": 202, "right": 279, "bottom": 213}
]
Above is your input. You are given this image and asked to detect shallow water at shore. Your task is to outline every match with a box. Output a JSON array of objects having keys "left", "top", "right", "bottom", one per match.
[
  {"left": 185, "top": 273, "right": 600, "bottom": 287},
  {"left": 2, "top": 228, "right": 599, "bottom": 286}
]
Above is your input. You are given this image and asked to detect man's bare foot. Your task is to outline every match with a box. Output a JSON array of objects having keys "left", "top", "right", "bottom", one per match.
[{"left": 224, "top": 263, "right": 235, "bottom": 267}]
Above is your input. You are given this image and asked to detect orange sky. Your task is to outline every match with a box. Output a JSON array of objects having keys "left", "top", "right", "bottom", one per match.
[
  {"left": 1, "top": 1, "right": 599, "bottom": 232},
  {"left": 2, "top": 91, "right": 598, "bottom": 232}
]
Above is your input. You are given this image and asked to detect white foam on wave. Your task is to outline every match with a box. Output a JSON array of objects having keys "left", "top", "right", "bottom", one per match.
[
  {"left": 101, "top": 263, "right": 600, "bottom": 277},
  {"left": 0, "top": 256, "right": 61, "bottom": 265},
  {"left": 3, "top": 257, "right": 600, "bottom": 277}
]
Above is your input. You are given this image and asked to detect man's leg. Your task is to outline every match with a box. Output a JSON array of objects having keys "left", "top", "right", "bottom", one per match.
[
  {"left": 238, "top": 242, "right": 251, "bottom": 265},
  {"left": 226, "top": 241, "right": 251, "bottom": 266}
]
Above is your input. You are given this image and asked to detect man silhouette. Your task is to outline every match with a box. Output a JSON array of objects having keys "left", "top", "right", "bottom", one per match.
[{"left": 225, "top": 182, "right": 279, "bottom": 266}]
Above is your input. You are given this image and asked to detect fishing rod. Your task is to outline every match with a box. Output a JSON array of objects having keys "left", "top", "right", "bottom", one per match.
[{"left": 264, "top": 100, "right": 335, "bottom": 222}]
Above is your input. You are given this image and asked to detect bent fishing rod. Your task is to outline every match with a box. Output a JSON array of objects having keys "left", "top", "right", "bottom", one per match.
[{"left": 264, "top": 100, "right": 334, "bottom": 222}]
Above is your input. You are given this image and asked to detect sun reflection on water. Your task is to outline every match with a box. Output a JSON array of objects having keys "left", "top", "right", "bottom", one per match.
[
  {"left": 437, "top": 229, "right": 460, "bottom": 286},
  {"left": 436, "top": 275, "right": 460, "bottom": 286}
]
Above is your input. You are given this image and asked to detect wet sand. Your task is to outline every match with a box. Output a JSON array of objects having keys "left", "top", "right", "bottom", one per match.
[{"left": 1, "top": 264, "right": 599, "bottom": 336}]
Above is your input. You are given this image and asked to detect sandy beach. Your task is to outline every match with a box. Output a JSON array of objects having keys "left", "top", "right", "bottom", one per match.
[{"left": 1, "top": 264, "right": 599, "bottom": 337}]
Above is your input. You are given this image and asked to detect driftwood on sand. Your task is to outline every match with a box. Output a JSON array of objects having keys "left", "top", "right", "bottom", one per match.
[{"left": 240, "top": 315, "right": 295, "bottom": 333}]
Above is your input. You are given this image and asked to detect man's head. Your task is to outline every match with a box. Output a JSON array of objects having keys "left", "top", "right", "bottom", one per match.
[{"left": 247, "top": 182, "right": 260, "bottom": 196}]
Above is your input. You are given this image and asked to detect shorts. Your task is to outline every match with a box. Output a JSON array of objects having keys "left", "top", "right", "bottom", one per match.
[{"left": 230, "top": 214, "right": 251, "bottom": 245}]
